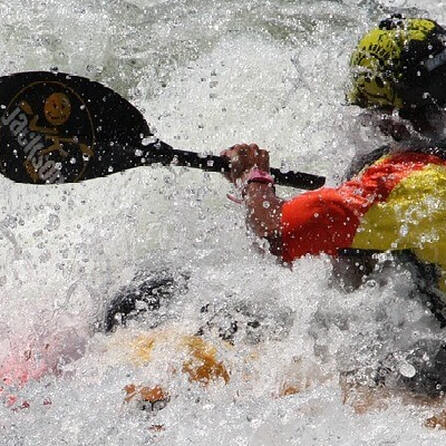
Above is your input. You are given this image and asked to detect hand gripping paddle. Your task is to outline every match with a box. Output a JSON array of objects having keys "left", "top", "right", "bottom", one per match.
[{"left": 0, "top": 71, "right": 326, "bottom": 189}]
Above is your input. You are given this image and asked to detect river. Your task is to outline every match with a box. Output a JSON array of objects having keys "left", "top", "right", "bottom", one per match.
[{"left": 1, "top": 0, "right": 446, "bottom": 444}]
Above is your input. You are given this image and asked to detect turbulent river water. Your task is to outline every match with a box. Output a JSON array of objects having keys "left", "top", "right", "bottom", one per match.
[{"left": 1, "top": 0, "right": 446, "bottom": 444}]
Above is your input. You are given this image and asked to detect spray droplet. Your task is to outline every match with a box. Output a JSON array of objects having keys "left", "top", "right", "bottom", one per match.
[
  {"left": 142, "top": 136, "right": 157, "bottom": 146},
  {"left": 399, "top": 225, "right": 408, "bottom": 237},
  {"left": 46, "top": 214, "right": 60, "bottom": 232},
  {"left": 399, "top": 361, "right": 416, "bottom": 378}
]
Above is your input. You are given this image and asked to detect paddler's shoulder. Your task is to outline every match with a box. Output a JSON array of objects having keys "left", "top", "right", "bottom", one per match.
[
  {"left": 343, "top": 145, "right": 391, "bottom": 180},
  {"left": 344, "top": 140, "right": 446, "bottom": 181}
]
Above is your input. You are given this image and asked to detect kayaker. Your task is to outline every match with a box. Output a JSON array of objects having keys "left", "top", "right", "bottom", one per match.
[{"left": 220, "top": 16, "right": 446, "bottom": 397}]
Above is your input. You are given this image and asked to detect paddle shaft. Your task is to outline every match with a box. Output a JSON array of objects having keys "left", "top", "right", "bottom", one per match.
[{"left": 145, "top": 140, "right": 325, "bottom": 189}]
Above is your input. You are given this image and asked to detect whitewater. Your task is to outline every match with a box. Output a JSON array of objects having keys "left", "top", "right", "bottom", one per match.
[{"left": 1, "top": 0, "right": 446, "bottom": 444}]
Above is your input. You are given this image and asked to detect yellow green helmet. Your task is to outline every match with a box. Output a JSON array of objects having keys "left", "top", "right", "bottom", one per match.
[{"left": 348, "top": 15, "right": 446, "bottom": 111}]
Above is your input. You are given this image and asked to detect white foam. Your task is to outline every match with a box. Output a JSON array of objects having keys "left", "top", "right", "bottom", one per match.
[{"left": 1, "top": 0, "right": 446, "bottom": 444}]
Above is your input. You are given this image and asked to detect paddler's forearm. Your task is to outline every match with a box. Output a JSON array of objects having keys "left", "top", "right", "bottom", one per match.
[{"left": 243, "top": 182, "right": 284, "bottom": 248}]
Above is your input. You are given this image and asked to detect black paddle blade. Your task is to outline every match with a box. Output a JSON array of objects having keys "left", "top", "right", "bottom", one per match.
[{"left": 0, "top": 71, "right": 152, "bottom": 184}]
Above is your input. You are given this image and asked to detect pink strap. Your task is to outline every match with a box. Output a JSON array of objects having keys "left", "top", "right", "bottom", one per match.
[
  {"left": 245, "top": 168, "right": 274, "bottom": 185},
  {"left": 227, "top": 168, "right": 274, "bottom": 205},
  {"left": 226, "top": 193, "right": 243, "bottom": 204}
]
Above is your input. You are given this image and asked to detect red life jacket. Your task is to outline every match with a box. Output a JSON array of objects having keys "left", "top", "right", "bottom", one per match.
[{"left": 280, "top": 148, "right": 446, "bottom": 324}]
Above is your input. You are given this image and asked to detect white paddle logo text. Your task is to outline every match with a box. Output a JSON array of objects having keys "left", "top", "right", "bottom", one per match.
[{"left": 1, "top": 106, "right": 62, "bottom": 183}]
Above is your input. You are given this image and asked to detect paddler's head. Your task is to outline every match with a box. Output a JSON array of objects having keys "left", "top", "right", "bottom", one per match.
[{"left": 347, "top": 15, "right": 446, "bottom": 134}]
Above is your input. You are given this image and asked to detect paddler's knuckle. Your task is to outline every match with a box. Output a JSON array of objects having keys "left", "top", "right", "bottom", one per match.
[
  {"left": 260, "top": 149, "right": 269, "bottom": 161},
  {"left": 239, "top": 148, "right": 249, "bottom": 160}
]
